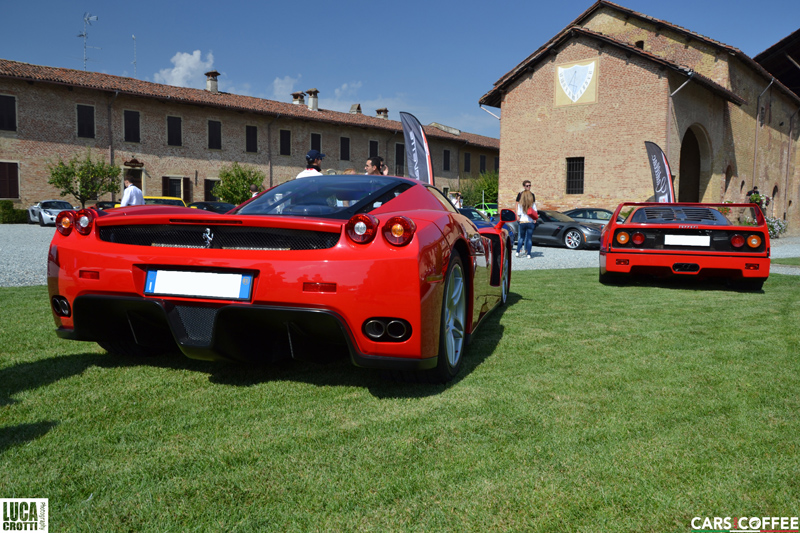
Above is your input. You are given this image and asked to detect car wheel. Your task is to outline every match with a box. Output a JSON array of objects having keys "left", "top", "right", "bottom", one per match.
[
  {"left": 432, "top": 254, "right": 467, "bottom": 382},
  {"left": 28, "top": 210, "right": 37, "bottom": 224},
  {"left": 98, "top": 340, "right": 165, "bottom": 358},
  {"left": 500, "top": 246, "right": 511, "bottom": 306},
  {"left": 38, "top": 213, "right": 46, "bottom": 227},
  {"left": 564, "top": 229, "right": 585, "bottom": 249}
]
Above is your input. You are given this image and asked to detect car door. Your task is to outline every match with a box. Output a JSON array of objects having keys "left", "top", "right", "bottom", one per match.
[{"left": 531, "top": 212, "right": 561, "bottom": 245}]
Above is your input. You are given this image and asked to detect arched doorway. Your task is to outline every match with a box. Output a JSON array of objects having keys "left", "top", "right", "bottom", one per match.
[{"left": 678, "top": 129, "right": 701, "bottom": 202}]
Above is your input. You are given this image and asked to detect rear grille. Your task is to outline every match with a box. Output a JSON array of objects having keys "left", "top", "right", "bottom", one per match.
[
  {"left": 642, "top": 207, "right": 718, "bottom": 222},
  {"left": 98, "top": 225, "right": 340, "bottom": 250},
  {"left": 172, "top": 305, "right": 216, "bottom": 346}
]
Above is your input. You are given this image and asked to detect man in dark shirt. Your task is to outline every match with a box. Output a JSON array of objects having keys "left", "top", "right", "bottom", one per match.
[{"left": 515, "top": 180, "right": 535, "bottom": 212}]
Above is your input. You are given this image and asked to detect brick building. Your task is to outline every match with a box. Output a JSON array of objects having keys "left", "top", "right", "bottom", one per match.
[
  {"left": 480, "top": 1, "right": 800, "bottom": 230},
  {"left": 0, "top": 59, "right": 498, "bottom": 207}
]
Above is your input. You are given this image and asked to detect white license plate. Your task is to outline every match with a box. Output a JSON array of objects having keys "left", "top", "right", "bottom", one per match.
[
  {"left": 664, "top": 235, "right": 710, "bottom": 247},
  {"left": 144, "top": 270, "right": 253, "bottom": 300}
]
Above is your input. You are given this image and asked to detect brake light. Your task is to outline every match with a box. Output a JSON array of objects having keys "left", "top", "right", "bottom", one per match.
[
  {"left": 345, "top": 214, "right": 379, "bottom": 244},
  {"left": 632, "top": 232, "right": 645, "bottom": 246},
  {"left": 616, "top": 232, "right": 630, "bottom": 245},
  {"left": 382, "top": 216, "right": 416, "bottom": 246},
  {"left": 56, "top": 211, "right": 75, "bottom": 236},
  {"left": 731, "top": 234, "right": 745, "bottom": 248},
  {"left": 747, "top": 234, "right": 762, "bottom": 248},
  {"left": 75, "top": 209, "right": 94, "bottom": 235}
]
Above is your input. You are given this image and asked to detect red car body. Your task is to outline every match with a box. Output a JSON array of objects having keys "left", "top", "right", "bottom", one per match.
[
  {"left": 48, "top": 175, "right": 515, "bottom": 382},
  {"left": 599, "top": 202, "right": 770, "bottom": 289}
]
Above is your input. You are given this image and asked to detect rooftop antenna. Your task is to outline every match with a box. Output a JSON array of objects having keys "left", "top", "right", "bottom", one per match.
[
  {"left": 132, "top": 35, "right": 137, "bottom": 78},
  {"left": 77, "top": 12, "right": 100, "bottom": 70}
]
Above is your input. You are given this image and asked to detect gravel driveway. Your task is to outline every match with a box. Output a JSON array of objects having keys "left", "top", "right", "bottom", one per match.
[{"left": 2, "top": 224, "right": 799, "bottom": 287}]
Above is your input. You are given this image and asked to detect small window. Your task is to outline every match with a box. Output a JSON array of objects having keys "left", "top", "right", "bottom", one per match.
[
  {"left": 443, "top": 149, "right": 450, "bottom": 172},
  {"left": 208, "top": 120, "right": 222, "bottom": 150},
  {"left": 77, "top": 104, "right": 95, "bottom": 138},
  {"left": 464, "top": 153, "right": 471, "bottom": 173},
  {"left": 395, "top": 143, "right": 405, "bottom": 176},
  {"left": 279, "top": 129, "right": 291, "bottom": 156},
  {"left": 369, "top": 140, "right": 379, "bottom": 158},
  {"left": 246, "top": 125, "right": 257, "bottom": 153},
  {"left": 311, "top": 133, "right": 321, "bottom": 152},
  {"left": 0, "top": 95, "right": 17, "bottom": 132},
  {"left": 566, "top": 157, "right": 584, "bottom": 194},
  {"left": 340, "top": 137, "right": 350, "bottom": 161},
  {"left": 0, "top": 162, "right": 20, "bottom": 198},
  {"left": 494, "top": 157, "right": 499, "bottom": 172},
  {"left": 204, "top": 178, "right": 220, "bottom": 201},
  {"left": 479, "top": 154, "right": 486, "bottom": 173},
  {"left": 167, "top": 116, "right": 182, "bottom": 146},
  {"left": 124, "top": 110, "right": 140, "bottom": 143}
]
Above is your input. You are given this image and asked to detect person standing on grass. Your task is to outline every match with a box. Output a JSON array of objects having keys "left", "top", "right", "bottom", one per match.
[{"left": 516, "top": 190, "right": 537, "bottom": 258}]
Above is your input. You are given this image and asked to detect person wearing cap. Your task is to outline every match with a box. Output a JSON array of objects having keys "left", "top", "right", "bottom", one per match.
[{"left": 296, "top": 150, "right": 325, "bottom": 179}]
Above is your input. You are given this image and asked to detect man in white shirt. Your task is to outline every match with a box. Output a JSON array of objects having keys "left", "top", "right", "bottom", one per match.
[
  {"left": 120, "top": 178, "right": 144, "bottom": 206},
  {"left": 296, "top": 150, "right": 325, "bottom": 179}
]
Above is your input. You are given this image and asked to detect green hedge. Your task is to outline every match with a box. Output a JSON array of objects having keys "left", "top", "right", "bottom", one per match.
[{"left": 0, "top": 200, "right": 29, "bottom": 224}]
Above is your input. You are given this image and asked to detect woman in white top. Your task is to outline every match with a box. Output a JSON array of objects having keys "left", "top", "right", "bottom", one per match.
[{"left": 515, "top": 190, "right": 537, "bottom": 258}]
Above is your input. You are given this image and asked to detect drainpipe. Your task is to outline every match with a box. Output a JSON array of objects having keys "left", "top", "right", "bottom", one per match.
[
  {"left": 784, "top": 107, "right": 800, "bottom": 219},
  {"left": 666, "top": 71, "right": 693, "bottom": 174},
  {"left": 265, "top": 114, "right": 280, "bottom": 187},
  {"left": 751, "top": 77, "right": 775, "bottom": 191},
  {"left": 107, "top": 90, "right": 119, "bottom": 201}
]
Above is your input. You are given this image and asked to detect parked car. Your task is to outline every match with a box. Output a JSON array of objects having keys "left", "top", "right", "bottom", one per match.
[
  {"left": 113, "top": 196, "right": 187, "bottom": 208},
  {"left": 92, "top": 201, "right": 117, "bottom": 210},
  {"left": 48, "top": 175, "right": 516, "bottom": 383},
  {"left": 188, "top": 201, "right": 236, "bottom": 213},
  {"left": 458, "top": 207, "right": 516, "bottom": 243},
  {"left": 27, "top": 200, "right": 74, "bottom": 226},
  {"left": 599, "top": 202, "right": 770, "bottom": 290},
  {"left": 531, "top": 210, "right": 604, "bottom": 249},
  {"left": 474, "top": 203, "right": 498, "bottom": 217},
  {"left": 563, "top": 208, "right": 624, "bottom": 224}
]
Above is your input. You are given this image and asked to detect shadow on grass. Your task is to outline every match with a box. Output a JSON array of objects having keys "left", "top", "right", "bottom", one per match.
[
  {"left": 605, "top": 275, "right": 766, "bottom": 293},
  {"left": 1, "top": 294, "right": 519, "bottom": 405},
  {"left": 0, "top": 421, "right": 59, "bottom": 453}
]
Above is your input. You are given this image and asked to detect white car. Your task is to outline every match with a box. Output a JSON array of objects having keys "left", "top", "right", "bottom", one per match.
[{"left": 27, "top": 200, "right": 74, "bottom": 226}]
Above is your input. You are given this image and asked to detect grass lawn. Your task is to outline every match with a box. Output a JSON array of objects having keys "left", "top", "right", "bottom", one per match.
[
  {"left": 773, "top": 257, "right": 800, "bottom": 266},
  {"left": 2, "top": 270, "right": 799, "bottom": 532}
]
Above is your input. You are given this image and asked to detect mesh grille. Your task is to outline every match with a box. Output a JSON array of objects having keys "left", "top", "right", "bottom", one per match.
[
  {"left": 173, "top": 306, "right": 217, "bottom": 345},
  {"left": 98, "top": 225, "right": 340, "bottom": 250},
  {"left": 643, "top": 207, "right": 718, "bottom": 222}
]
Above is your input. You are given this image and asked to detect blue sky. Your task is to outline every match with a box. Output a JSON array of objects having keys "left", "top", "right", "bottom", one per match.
[{"left": 1, "top": 0, "right": 796, "bottom": 138}]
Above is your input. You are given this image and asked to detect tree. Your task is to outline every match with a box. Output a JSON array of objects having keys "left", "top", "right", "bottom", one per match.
[
  {"left": 460, "top": 171, "right": 499, "bottom": 208},
  {"left": 48, "top": 152, "right": 121, "bottom": 208},
  {"left": 212, "top": 162, "right": 266, "bottom": 205}
]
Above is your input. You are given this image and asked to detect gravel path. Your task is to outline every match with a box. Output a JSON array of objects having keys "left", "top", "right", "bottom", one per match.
[{"left": 1, "top": 224, "right": 799, "bottom": 287}]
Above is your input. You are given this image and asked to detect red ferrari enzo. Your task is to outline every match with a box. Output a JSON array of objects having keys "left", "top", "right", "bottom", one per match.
[
  {"left": 48, "top": 175, "right": 516, "bottom": 382},
  {"left": 599, "top": 202, "right": 770, "bottom": 290}
]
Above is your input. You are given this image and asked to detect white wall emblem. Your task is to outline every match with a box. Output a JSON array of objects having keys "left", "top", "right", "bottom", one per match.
[{"left": 558, "top": 62, "right": 595, "bottom": 102}]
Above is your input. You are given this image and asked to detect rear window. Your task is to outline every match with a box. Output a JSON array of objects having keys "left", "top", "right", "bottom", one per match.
[
  {"left": 630, "top": 206, "right": 731, "bottom": 225},
  {"left": 236, "top": 175, "right": 411, "bottom": 219}
]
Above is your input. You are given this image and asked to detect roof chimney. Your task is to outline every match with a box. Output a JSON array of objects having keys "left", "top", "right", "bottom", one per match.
[
  {"left": 376, "top": 108, "right": 389, "bottom": 119},
  {"left": 291, "top": 91, "right": 306, "bottom": 105},
  {"left": 306, "top": 88, "right": 319, "bottom": 111},
  {"left": 204, "top": 70, "right": 220, "bottom": 94},
  {"left": 349, "top": 104, "right": 362, "bottom": 114}
]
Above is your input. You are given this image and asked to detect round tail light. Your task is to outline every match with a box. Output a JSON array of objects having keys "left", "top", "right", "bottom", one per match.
[
  {"left": 731, "top": 234, "right": 745, "bottom": 248},
  {"left": 631, "top": 232, "right": 645, "bottom": 246},
  {"left": 345, "top": 214, "right": 379, "bottom": 244},
  {"left": 747, "top": 234, "right": 762, "bottom": 248},
  {"left": 616, "top": 232, "right": 630, "bottom": 245},
  {"left": 382, "top": 216, "right": 416, "bottom": 246},
  {"left": 56, "top": 211, "right": 76, "bottom": 236},
  {"left": 75, "top": 209, "right": 95, "bottom": 235}
]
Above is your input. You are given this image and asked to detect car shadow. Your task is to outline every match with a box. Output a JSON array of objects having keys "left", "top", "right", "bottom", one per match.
[
  {"left": 0, "top": 421, "right": 59, "bottom": 454},
  {"left": 605, "top": 275, "right": 765, "bottom": 293}
]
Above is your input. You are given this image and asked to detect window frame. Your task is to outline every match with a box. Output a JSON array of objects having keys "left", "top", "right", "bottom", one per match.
[
  {"left": 208, "top": 119, "right": 222, "bottom": 150},
  {"left": 369, "top": 140, "right": 379, "bottom": 159},
  {"left": 464, "top": 152, "right": 471, "bottom": 173},
  {"left": 340, "top": 136, "right": 350, "bottom": 161},
  {"left": 310, "top": 132, "right": 321, "bottom": 152},
  {"left": 123, "top": 110, "right": 140, "bottom": 143},
  {"left": 479, "top": 154, "right": 486, "bottom": 173},
  {"left": 566, "top": 157, "right": 585, "bottom": 195},
  {"left": 279, "top": 129, "right": 291, "bottom": 156},
  {"left": 245, "top": 125, "right": 258, "bottom": 153},
  {"left": 0, "top": 161, "right": 20, "bottom": 199},
  {"left": 167, "top": 116, "right": 182, "bottom": 147},
  {"left": 394, "top": 143, "right": 405, "bottom": 176},
  {"left": 443, "top": 149, "right": 451, "bottom": 172},
  {"left": 76, "top": 104, "right": 95, "bottom": 139},
  {"left": 0, "top": 94, "right": 17, "bottom": 132}
]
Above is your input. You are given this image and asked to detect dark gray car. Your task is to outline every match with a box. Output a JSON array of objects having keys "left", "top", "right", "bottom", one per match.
[{"left": 531, "top": 210, "right": 604, "bottom": 249}]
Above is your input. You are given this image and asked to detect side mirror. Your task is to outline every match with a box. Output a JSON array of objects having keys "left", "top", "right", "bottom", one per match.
[{"left": 500, "top": 208, "right": 517, "bottom": 222}]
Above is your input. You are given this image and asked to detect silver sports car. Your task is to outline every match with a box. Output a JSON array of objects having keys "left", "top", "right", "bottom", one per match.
[{"left": 27, "top": 200, "right": 74, "bottom": 226}]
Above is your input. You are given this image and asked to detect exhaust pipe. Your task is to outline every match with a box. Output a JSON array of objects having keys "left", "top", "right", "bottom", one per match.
[
  {"left": 364, "top": 319, "right": 386, "bottom": 339},
  {"left": 386, "top": 320, "right": 407, "bottom": 340}
]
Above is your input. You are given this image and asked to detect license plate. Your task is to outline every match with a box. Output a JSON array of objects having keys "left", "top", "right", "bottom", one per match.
[
  {"left": 144, "top": 270, "right": 253, "bottom": 300},
  {"left": 664, "top": 235, "right": 710, "bottom": 247}
]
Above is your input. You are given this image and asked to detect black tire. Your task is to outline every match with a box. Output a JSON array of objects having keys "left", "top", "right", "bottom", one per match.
[
  {"left": 564, "top": 228, "right": 585, "bottom": 249},
  {"left": 28, "top": 210, "right": 36, "bottom": 224},
  {"left": 499, "top": 246, "right": 511, "bottom": 306},
  {"left": 38, "top": 213, "right": 46, "bottom": 227},
  {"left": 431, "top": 254, "right": 468, "bottom": 383},
  {"left": 98, "top": 340, "right": 165, "bottom": 358}
]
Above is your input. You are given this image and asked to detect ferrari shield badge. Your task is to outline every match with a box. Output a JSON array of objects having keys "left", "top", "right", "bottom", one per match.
[{"left": 558, "top": 61, "right": 595, "bottom": 103}]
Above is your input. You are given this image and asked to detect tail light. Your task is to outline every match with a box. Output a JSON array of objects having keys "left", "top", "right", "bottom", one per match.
[
  {"left": 731, "top": 234, "right": 745, "bottom": 248},
  {"left": 382, "top": 216, "right": 416, "bottom": 246},
  {"left": 56, "top": 211, "right": 75, "bottom": 236},
  {"left": 747, "top": 234, "right": 762, "bottom": 248},
  {"left": 345, "top": 214, "right": 379, "bottom": 244},
  {"left": 616, "top": 232, "right": 630, "bottom": 245},
  {"left": 75, "top": 209, "right": 95, "bottom": 235},
  {"left": 631, "top": 232, "right": 645, "bottom": 246}
]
